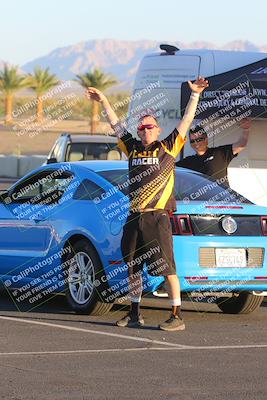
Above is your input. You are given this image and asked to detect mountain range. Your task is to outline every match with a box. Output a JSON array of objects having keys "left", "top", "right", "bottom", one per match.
[{"left": 1, "top": 39, "right": 267, "bottom": 90}]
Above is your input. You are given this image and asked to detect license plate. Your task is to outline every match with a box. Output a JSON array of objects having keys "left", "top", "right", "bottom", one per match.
[{"left": 215, "top": 248, "right": 247, "bottom": 268}]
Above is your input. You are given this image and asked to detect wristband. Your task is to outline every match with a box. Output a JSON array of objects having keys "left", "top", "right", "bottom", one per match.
[{"left": 190, "top": 92, "right": 200, "bottom": 99}]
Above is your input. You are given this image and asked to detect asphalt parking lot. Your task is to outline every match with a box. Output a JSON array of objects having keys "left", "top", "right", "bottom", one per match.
[
  {"left": 0, "top": 293, "right": 267, "bottom": 400},
  {"left": 1, "top": 178, "right": 267, "bottom": 399}
]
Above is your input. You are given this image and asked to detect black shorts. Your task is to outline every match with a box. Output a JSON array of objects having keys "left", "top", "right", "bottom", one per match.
[{"left": 121, "top": 210, "right": 176, "bottom": 276}]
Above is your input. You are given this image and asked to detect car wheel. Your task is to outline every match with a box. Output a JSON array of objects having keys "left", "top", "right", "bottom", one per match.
[
  {"left": 64, "top": 239, "right": 113, "bottom": 315},
  {"left": 216, "top": 292, "right": 264, "bottom": 314}
]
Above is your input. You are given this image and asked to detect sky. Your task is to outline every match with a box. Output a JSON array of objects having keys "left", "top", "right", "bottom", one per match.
[{"left": 0, "top": 0, "right": 266, "bottom": 65}]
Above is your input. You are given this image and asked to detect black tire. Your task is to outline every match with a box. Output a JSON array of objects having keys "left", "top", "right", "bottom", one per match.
[
  {"left": 216, "top": 292, "right": 264, "bottom": 314},
  {"left": 63, "top": 239, "right": 113, "bottom": 315}
]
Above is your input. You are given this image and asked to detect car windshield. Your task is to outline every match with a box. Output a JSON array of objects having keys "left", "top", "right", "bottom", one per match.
[
  {"left": 174, "top": 169, "right": 251, "bottom": 204},
  {"left": 66, "top": 142, "right": 120, "bottom": 161},
  {"left": 98, "top": 168, "right": 251, "bottom": 204}
]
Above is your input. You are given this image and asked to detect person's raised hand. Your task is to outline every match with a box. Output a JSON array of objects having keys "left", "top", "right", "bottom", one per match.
[
  {"left": 85, "top": 87, "right": 106, "bottom": 103},
  {"left": 239, "top": 117, "right": 251, "bottom": 130},
  {"left": 188, "top": 76, "right": 209, "bottom": 94}
]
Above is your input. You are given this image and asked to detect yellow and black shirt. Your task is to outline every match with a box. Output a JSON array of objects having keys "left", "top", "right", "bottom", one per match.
[{"left": 118, "top": 128, "right": 185, "bottom": 212}]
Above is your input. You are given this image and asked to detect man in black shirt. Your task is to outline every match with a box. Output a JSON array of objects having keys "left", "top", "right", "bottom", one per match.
[{"left": 176, "top": 119, "right": 251, "bottom": 186}]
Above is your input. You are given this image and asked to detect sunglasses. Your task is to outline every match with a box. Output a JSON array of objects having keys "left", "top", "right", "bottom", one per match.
[
  {"left": 137, "top": 124, "right": 158, "bottom": 131},
  {"left": 190, "top": 137, "right": 206, "bottom": 144}
]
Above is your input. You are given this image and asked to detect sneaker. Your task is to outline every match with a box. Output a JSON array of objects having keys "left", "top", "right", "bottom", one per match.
[
  {"left": 116, "top": 312, "right": 144, "bottom": 328},
  {"left": 159, "top": 314, "right": 185, "bottom": 331}
]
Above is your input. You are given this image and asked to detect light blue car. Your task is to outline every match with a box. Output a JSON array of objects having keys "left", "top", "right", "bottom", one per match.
[{"left": 0, "top": 160, "right": 266, "bottom": 315}]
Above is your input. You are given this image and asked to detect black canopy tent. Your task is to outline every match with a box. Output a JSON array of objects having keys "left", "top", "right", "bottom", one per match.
[{"left": 181, "top": 57, "right": 267, "bottom": 124}]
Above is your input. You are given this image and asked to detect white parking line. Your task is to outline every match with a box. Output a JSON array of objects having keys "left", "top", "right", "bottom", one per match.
[
  {"left": 0, "top": 315, "right": 188, "bottom": 348},
  {"left": 0, "top": 348, "right": 163, "bottom": 356},
  {"left": 0, "top": 344, "right": 267, "bottom": 358},
  {"left": 1, "top": 316, "right": 267, "bottom": 353}
]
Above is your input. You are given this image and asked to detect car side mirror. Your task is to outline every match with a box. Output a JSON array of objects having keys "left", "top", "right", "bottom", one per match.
[{"left": 47, "top": 157, "right": 57, "bottom": 164}]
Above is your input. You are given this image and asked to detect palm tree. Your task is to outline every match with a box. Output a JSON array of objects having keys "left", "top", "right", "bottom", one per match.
[
  {"left": 75, "top": 68, "right": 117, "bottom": 133},
  {"left": 0, "top": 64, "right": 29, "bottom": 124},
  {"left": 28, "top": 66, "right": 59, "bottom": 122}
]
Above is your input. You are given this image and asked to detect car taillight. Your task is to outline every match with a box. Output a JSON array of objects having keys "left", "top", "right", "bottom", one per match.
[
  {"left": 170, "top": 214, "right": 193, "bottom": 235},
  {"left": 261, "top": 217, "right": 267, "bottom": 235}
]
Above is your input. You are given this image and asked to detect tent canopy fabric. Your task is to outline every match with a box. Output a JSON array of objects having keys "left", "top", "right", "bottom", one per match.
[{"left": 181, "top": 57, "right": 267, "bottom": 123}]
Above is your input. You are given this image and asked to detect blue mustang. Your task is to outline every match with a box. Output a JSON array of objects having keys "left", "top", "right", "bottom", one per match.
[{"left": 0, "top": 160, "right": 267, "bottom": 315}]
